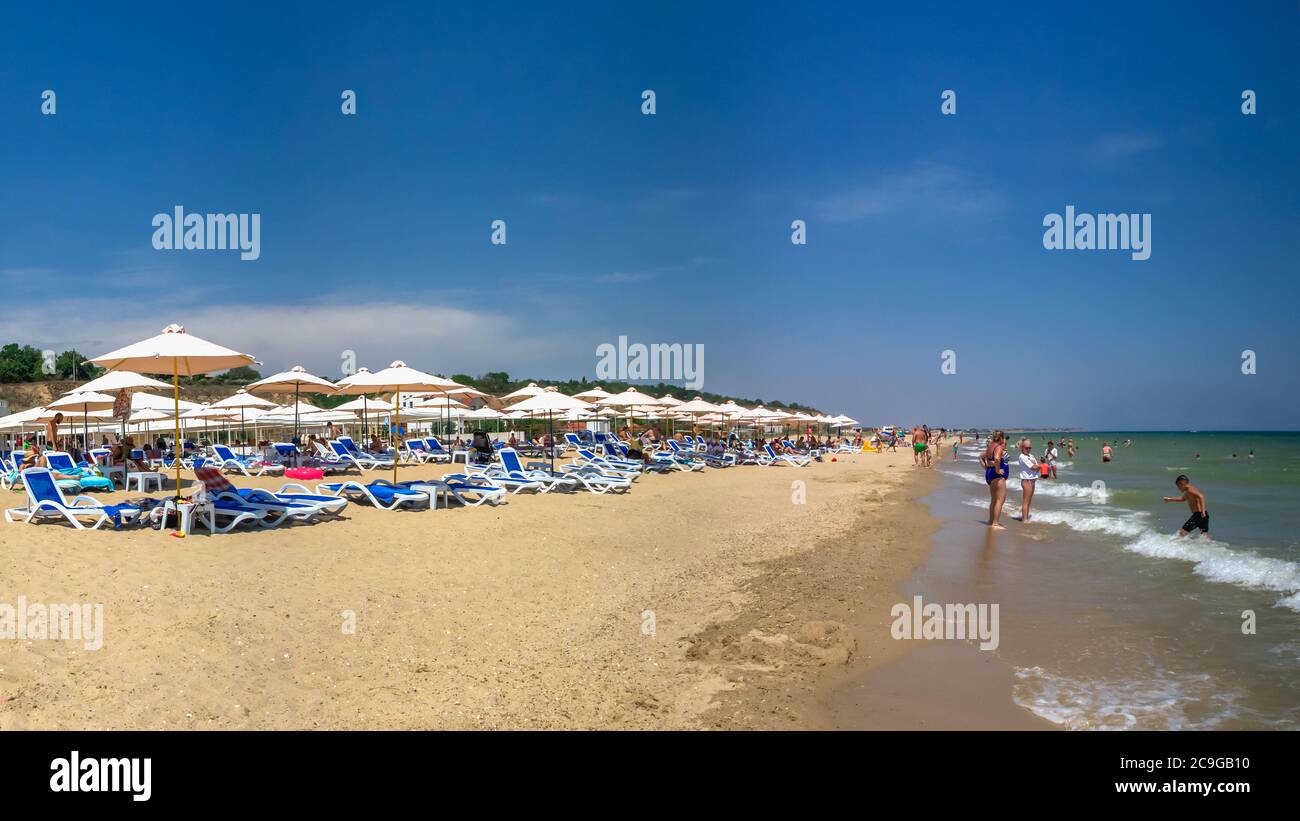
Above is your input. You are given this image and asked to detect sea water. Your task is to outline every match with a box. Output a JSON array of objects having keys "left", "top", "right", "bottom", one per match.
[{"left": 921, "top": 431, "right": 1299, "bottom": 730}]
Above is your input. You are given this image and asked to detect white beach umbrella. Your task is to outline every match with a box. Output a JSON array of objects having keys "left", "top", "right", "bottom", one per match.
[
  {"left": 128, "top": 407, "right": 170, "bottom": 424},
  {"left": 668, "top": 397, "right": 725, "bottom": 436},
  {"left": 571, "top": 386, "right": 613, "bottom": 401},
  {"left": 89, "top": 323, "right": 256, "bottom": 498},
  {"left": 75, "top": 370, "right": 172, "bottom": 394},
  {"left": 334, "top": 360, "right": 461, "bottom": 482},
  {"left": 597, "top": 387, "right": 666, "bottom": 435},
  {"left": 333, "top": 396, "right": 395, "bottom": 413},
  {"left": 508, "top": 389, "right": 594, "bottom": 473},
  {"left": 209, "top": 388, "right": 277, "bottom": 446},
  {"left": 71, "top": 371, "right": 173, "bottom": 482},
  {"left": 0, "top": 406, "right": 48, "bottom": 434},
  {"left": 657, "top": 394, "right": 684, "bottom": 407},
  {"left": 246, "top": 365, "right": 339, "bottom": 458},
  {"left": 500, "top": 382, "right": 547, "bottom": 404},
  {"left": 46, "top": 391, "right": 118, "bottom": 456}
]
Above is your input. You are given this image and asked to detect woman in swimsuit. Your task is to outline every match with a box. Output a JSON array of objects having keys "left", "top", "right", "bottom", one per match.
[{"left": 979, "top": 430, "right": 1009, "bottom": 529}]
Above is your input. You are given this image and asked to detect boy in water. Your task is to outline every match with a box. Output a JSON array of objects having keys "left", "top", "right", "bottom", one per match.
[{"left": 1163, "top": 475, "right": 1209, "bottom": 538}]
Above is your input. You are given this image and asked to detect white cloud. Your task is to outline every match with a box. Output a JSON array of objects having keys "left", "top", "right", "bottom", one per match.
[
  {"left": 1091, "top": 132, "right": 1163, "bottom": 163},
  {"left": 3, "top": 299, "right": 587, "bottom": 380},
  {"left": 818, "top": 161, "right": 1006, "bottom": 223}
]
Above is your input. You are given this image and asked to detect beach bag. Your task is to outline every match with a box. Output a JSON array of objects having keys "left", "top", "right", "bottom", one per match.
[{"left": 285, "top": 467, "right": 324, "bottom": 480}]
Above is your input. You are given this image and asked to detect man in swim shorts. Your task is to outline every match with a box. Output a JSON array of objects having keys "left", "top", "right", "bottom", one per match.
[
  {"left": 911, "top": 425, "right": 927, "bottom": 466},
  {"left": 1163, "top": 475, "right": 1209, "bottom": 538}
]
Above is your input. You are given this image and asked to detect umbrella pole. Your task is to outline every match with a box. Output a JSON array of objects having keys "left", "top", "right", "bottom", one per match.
[
  {"left": 294, "top": 384, "right": 300, "bottom": 466},
  {"left": 393, "top": 389, "right": 401, "bottom": 485},
  {"left": 173, "top": 358, "right": 181, "bottom": 501}
]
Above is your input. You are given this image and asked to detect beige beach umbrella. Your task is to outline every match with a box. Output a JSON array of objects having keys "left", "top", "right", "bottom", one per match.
[
  {"left": 46, "top": 391, "right": 119, "bottom": 457},
  {"left": 333, "top": 361, "right": 460, "bottom": 482},
  {"left": 127, "top": 407, "right": 170, "bottom": 425},
  {"left": 657, "top": 394, "right": 684, "bottom": 407},
  {"left": 89, "top": 324, "right": 256, "bottom": 500},
  {"left": 0, "top": 406, "right": 48, "bottom": 434},
  {"left": 332, "top": 395, "right": 395, "bottom": 439},
  {"left": 333, "top": 396, "right": 395, "bottom": 413},
  {"left": 508, "top": 389, "right": 594, "bottom": 474},
  {"left": 669, "top": 396, "right": 724, "bottom": 437},
  {"left": 72, "top": 372, "right": 173, "bottom": 483},
  {"left": 597, "top": 387, "right": 666, "bottom": 436},
  {"left": 210, "top": 388, "right": 277, "bottom": 447},
  {"left": 445, "top": 385, "right": 489, "bottom": 399},
  {"left": 246, "top": 366, "right": 339, "bottom": 458},
  {"left": 500, "top": 382, "right": 547, "bottom": 404},
  {"left": 571, "top": 386, "right": 613, "bottom": 401}
]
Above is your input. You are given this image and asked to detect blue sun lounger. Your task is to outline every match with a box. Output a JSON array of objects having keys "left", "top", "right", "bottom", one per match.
[
  {"left": 4, "top": 467, "right": 145, "bottom": 530},
  {"left": 316, "top": 479, "right": 430, "bottom": 510}
]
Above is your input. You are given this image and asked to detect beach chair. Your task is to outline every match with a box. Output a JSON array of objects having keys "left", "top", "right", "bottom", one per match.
[
  {"left": 211, "top": 444, "right": 285, "bottom": 477},
  {"left": 184, "top": 498, "right": 291, "bottom": 533},
  {"left": 4, "top": 467, "right": 144, "bottom": 530},
  {"left": 42, "top": 451, "right": 116, "bottom": 492},
  {"left": 573, "top": 448, "right": 642, "bottom": 478},
  {"left": 492, "top": 448, "right": 582, "bottom": 492},
  {"left": 663, "top": 440, "right": 719, "bottom": 469},
  {"left": 759, "top": 444, "right": 811, "bottom": 467},
  {"left": 399, "top": 477, "right": 507, "bottom": 507},
  {"left": 316, "top": 479, "right": 430, "bottom": 510},
  {"left": 192, "top": 466, "right": 347, "bottom": 522},
  {"left": 418, "top": 436, "right": 454, "bottom": 462},
  {"left": 466, "top": 448, "right": 578, "bottom": 493},
  {"left": 329, "top": 440, "right": 392, "bottom": 471},
  {"left": 425, "top": 438, "right": 464, "bottom": 463},
  {"left": 403, "top": 438, "right": 438, "bottom": 464},
  {"left": 556, "top": 463, "right": 634, "bottom": 493}
]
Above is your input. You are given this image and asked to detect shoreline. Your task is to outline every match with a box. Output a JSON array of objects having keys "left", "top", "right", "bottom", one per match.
[{"left": 699, "top": 461, "right": 944, "bottom": 729}]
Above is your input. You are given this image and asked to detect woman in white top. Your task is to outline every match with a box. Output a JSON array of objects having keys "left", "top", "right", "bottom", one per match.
[{"left": 1017, "top": 438, "right": 1039, "bottom": 522}]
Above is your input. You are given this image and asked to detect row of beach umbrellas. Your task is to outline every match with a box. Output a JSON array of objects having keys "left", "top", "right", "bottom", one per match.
[{"left": 1, "top": 324, "right": 860, "bottom": 496}]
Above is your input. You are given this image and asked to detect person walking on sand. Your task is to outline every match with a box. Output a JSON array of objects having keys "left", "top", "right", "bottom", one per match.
[
  {"left": 1016, "top": 438, "right": 1040, "bottom": 522},
  {"left": 1163, "top": 475, "right": 1210, "bottom": 538},
  {"left": 911, "top": 425, "right": 927, "bottom": 467},
  {"left": 979, "top": 431, "right": 1009, "bottom": 529}
]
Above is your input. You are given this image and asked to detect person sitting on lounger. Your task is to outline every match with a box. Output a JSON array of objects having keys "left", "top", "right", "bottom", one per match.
[{"left": 470, "top": 431, "right": 495, "bottom": 464}]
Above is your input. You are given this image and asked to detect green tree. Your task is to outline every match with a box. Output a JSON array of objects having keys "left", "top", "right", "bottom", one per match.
[
  {"left": 0, "top": 343, "right": 44, "bottom": 382},
  {"left": 54, "top": 350, "right": 103, "bottom": 380},
  {"left": 218, "top": 365, "right": 262, "bottom": 383}
]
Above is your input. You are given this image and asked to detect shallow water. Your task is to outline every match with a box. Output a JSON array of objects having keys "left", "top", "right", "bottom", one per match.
[{"left": 915, "top": 432, "right": 1299, "bottom": 730}]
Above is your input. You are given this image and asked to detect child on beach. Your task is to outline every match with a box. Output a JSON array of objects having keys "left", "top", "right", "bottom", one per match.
[{"left": 1163, "top": 475, "right": 1210, "bottom": 538}]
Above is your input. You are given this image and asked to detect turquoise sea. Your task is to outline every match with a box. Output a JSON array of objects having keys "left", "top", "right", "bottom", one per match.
[{"left": 928, "top": 431, "right": 1299, "bottom": 729}]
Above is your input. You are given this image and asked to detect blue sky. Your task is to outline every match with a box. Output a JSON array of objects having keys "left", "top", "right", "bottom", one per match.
[{"left": 2, "top": 1, "right": 1298, "bottom": 428}]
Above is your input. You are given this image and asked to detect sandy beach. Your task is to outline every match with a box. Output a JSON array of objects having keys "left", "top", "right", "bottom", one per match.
[{"left": 1, "top": 448, "right": 942, "bottom": 730}]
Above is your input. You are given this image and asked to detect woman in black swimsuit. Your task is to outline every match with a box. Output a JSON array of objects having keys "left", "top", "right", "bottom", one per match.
[{"left": 979, "top": 430, "right": 1009, "bottom": 529}]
